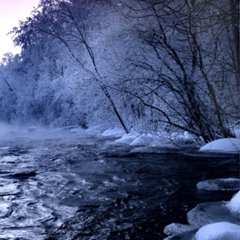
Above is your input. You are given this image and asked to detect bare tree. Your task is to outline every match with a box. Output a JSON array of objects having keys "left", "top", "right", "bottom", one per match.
[{"left": 113, "top": 0, "right": 238, "bottom": 141}]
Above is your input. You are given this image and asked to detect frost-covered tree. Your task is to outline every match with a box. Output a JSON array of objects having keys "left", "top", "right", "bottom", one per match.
[{"left": 12, "top": 0, "right": 129, "bottom": 132}]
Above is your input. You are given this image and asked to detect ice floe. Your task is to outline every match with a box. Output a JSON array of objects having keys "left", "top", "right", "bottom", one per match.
[
  {"left": 163, "top": 223, "right": 197, "bottom": 239},
  {"left": 197, "top": 178, "right": 240, "bottom": 191},
  {"left": 187, "top": 201, "right": 240, "bottom": 227}
]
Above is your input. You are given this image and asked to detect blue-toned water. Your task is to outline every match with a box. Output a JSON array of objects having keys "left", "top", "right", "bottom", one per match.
[{"left": 0, "top": 130, "right": 239, "bottom": 239}]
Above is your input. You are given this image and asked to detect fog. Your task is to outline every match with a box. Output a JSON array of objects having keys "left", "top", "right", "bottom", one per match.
[{"left": 0, "top": 122, "right": 75, "bottom": 141}]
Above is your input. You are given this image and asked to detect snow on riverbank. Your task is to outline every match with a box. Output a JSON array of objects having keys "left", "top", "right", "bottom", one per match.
[
  {"left": 101, "top": 127, "right": 240, "bottom": 153},
  {"left": 102, "top": 128, "right": 196, "bottom": 147},
  {"left": 1, "top": 123, "right": 240, "bottom": 153},
  {"left": 164, "top": 188, "right": 240, "bottom": 240},
  {"left": 88, "top": 127, "right": 240, "bottom": 239},
  {"left": 200, "top": 138, "right": 240, "bottom": 153}
]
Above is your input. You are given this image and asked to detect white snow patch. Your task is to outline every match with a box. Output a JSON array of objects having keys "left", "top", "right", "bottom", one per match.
[
  {"left": 226, "top": 191, "right": 240, "bottom": 214},
  {"left": 130, "top": 133, "right": 154, "bottom": 146},
  {"left": 102, "top": 128, "right": 125, "bottom": 137},
  {"left": 114, "top": 129, "right": 197, "bottom": 147},
  {"left": 200, "top": 138, "right": 240, "bottom": 153},
  {"left": 195, "top": 222, "right": 240, "bottom": 240},
  {"left": 114, "top": 130, "right": 140, "bottom": 144}
]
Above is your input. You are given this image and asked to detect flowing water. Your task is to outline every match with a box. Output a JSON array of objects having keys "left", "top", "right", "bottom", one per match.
[{"left": 0, "top": 129, "right": 239, "bottom": 239}]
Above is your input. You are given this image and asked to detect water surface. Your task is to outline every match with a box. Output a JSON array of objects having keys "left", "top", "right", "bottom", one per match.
[{"left": 0, "top": 130, "right": 238, "bottom": 239}]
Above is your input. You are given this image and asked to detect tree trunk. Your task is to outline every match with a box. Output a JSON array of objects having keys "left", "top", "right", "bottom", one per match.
[{"left": 100, "top": 85, "right": 129, "bottom": 133}]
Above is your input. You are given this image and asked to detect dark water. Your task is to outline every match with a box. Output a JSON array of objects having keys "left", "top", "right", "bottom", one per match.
[{"left": 0, "top": 132, "right": 239, "bottom": 240}]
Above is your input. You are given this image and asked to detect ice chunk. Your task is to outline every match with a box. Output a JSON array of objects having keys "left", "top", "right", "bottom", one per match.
[
  {"left": 187, "top": 202, "right": 240, "bottom": 227},
  {"left": 163, "top": 222, "right": 197, "bottom": 239},
  {"left": 197, "top": 178, "right": 240, "bottom": 191},
  {"left": 226, "top": 191, "right": 240, "bottom": 214},
  {"left": 114, "top": 130, "right": 140, "bottom": 144},
  {"left": 195, "top": 222, "right": 240, "bottom": 240},
  {"left": 200, "top": 138, "right": 240, "bottom": 153},
  {"left": 130, "top": 133, "right": 154, "bottom": 146},
  {"left": 102, "top": 128, "right": 125, "bottom": 137}
]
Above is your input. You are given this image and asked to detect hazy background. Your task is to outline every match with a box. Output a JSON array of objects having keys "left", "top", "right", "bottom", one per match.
[{"left": 0, "top": 0, "right": 39, "bottom": 59}]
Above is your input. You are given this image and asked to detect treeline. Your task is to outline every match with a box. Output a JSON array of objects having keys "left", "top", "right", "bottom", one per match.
[{"left": 0, "top": 0, "right": 239, "bottom": 142}]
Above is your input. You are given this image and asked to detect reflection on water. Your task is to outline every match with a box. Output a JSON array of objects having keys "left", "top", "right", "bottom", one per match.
[{"left": 0, "top": 130, "right": 238, "bottom": 239}]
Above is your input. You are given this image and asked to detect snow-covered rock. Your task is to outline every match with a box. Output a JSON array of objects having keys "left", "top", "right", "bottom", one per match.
[
  {"left": 195, "top": 222, "right": 240, "bottom": 240},
  {"left": 163, "top": 223, "right": 196, "bottom": 239},
  {"left": 187, "top": 201, "right": 240, "bottom": 228},
  {"left": 102, "top": 128, "right": 125, "bottom": 137},
  {"left": 114, "top": 130, "right": 140, "bottom": 144},
  {"left": 164, "top": 192, "right": 240, "bottom": 239},
  {"left": 226, "top": 191, "right": 240, "bottom": 214},
  {"left": 200, "top": 138, "right": 240, "bottom": 153},
  {"left": 197, "top": 178, "right": 240, "bottom": 191},
  {"left": 130, "top": 133, "right": 154, "bottom": 146}
]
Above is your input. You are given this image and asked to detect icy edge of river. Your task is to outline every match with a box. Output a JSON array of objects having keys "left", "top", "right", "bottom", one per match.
[
  {"left": 1, "top": 124, "right": 240, "bottom": 153},
  {"left": 163, "top": 184, "right": 240, "bottom": 240}
]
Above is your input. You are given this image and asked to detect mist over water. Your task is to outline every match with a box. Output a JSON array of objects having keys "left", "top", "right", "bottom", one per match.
[{"left": 0, "top": 123, "right": 78, "bottom": 141}]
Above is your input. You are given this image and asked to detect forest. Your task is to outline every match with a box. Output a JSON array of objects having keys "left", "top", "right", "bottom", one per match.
[{"left": 0, "top": 0, "right": 239, "bottom": 143}]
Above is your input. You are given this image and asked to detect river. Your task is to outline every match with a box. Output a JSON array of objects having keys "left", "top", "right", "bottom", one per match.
[{"left": 0, "top": 128, "right": 239, "bottom": 239}]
